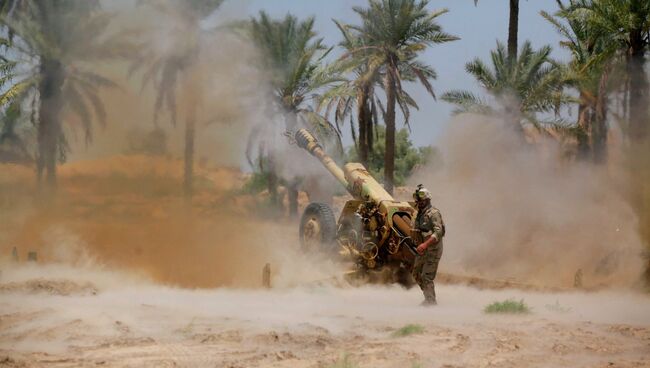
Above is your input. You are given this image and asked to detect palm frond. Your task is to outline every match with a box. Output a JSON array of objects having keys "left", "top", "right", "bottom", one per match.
[
  {"left": 0, "top": 77, "right": 35, "bottom": 106},
  {"left": 441, "top": 90, "right": 494, "bottom": 115}
]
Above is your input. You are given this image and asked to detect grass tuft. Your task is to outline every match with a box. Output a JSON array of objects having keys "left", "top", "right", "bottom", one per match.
[
  {"left": 391, "top": 323, "right": 425, "bottom": 337},
  {"left": 545, "top": 300, "right": 572, "bottom": 313},
  {"left": 484, "top": 299, "right": 530, "bottom": 314}
]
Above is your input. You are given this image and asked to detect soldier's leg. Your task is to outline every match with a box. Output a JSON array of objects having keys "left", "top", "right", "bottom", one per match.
[
  {"left": 421, "top": 244, "right": 443, "bottom": 304},
  {"left": 412, "top": 255, "right": 424, "bottom": 289}
]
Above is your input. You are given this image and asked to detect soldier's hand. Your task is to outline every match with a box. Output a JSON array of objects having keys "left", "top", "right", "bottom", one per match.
[{"left": 416, "top": 235, "right": 439, "bottom": 254}]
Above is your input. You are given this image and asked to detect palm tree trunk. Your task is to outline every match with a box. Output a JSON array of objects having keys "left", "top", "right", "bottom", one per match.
[
  {"left": 369, "top": 96, "right": 377, "bottom": 158},
  {"left": 350, "top": 116, "right": 358, "bottom": 153},
  {"left": 37, "top": 59, "right": 65, "bottom": 193},
  {"left": 593, "top": 67, "right": 610, "bottom": 164},
  {"left": 182, "top": 67, "right": 202, "bottom": 200},
  {"left": 183, "top": 115, "right": 195, "bottom": 200},
  {"left": 628, "top": 30, "right": 648, "bottom": 142},
  {"left": 622, "top": 76, "right": 629, "bottom": 125},
  {"left": 286, "top": 111, "right": 299, "bottom": 217},
  {"left": 357, "top": 86, "right": 370, "bottom": 167},
  {"left": 363, "top": 90, "right": 374, "bottom": 165},
  {"left": 384, "top": 67, "right": 397, "bottom": 195},
  {"left": 576, "top": 98, "right": 591, "bottom": 161},
  {"left": 508, "top": 0, "right": 519, "bottom": 63},
  {"left": 367, "top": 111, "right": 374, "bottom": 153},
  {"left": 266, "top": 154, "right": 279, "bottom": 207},
  {"left": 288, "top": 180, "right": 299, "bottom": 218}
]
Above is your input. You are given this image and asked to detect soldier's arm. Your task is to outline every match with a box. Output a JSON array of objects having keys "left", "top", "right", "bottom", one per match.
[
  {"left": 416, "top": 210, "right": 443, "bottom": 253},
  {"left": 430, "top": 210, "right": 444, "bottom": 243}
]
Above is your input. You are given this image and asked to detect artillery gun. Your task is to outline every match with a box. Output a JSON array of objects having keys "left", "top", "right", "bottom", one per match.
[{"left": 294, "top": 129, "right": 419, "bottom": 282}]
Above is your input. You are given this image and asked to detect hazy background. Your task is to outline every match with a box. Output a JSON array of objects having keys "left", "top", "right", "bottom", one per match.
[{"left": 101, "top": 0, "right": 570, "bottom": 152}]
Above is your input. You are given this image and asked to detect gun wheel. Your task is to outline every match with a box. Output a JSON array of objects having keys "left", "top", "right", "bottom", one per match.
[{"left": 299, "top": 203, "right": 336, "bottom": 253}]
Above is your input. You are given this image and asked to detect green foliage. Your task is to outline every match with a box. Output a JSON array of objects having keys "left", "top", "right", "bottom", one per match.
[
  {"left": 541, "top": 1, "right": 615, "bottom": 94},
  {"left": 249, "top": 11, "right": 325, "bottom": 105},
  {"left": 577, "top": 0, "right": 650, "bottom": 52},
  {"left": 247, "top": 12, "right": 341, "bottom": 140},
  {"left": 484, "top": 299, "right": 531, "bottom": 314},
  {"left": 442, "top": 41, "right": 571, "bottom": 131},
  {"left": 337, "top": 0, "right": 457, "bottom": 191},
  {"left": 317, "top": 19, "right": 381, "bottom": 140},
  {"left": 241, "top": 171, "right": 269, "bottom": 194},
  {"left": 391, "top": 323, "right": 425, "bottom": 337},
  {"left": 0, "top": 102, "right": 32, "bottom": 163},
  {"left": 344, "top": 0, "right": 459, "bottom": 127},
  {"left": 347, "top": 126, "right": 435, "bottom": 186},
  {"left": 245, "top": 11, "right": 344, "bottom": 181},
  {"left": 0, "top": 0, "right": 134, "bottom": 172},
  {"left": 0, "top": 1, "right": 131, "bottom": 132}
]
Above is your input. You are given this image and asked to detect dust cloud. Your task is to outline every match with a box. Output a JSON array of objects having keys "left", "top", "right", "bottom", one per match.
[
  {"left": 411, "top": 114, "right": 646, "bottom": 288},
  {"left": 2, "top": 263, "right": 650, "bottom": 365},
  {"left": 0, "top": 159, "right": 343, "bottom": 289},
  {"left": 2, "top": 3, "right": 650, "bottom": 367},
  {"left": 0, "top": 1, "right": 345, "bottom": 290},
  {"left": 65, "top": 16, "right": 266, "bottom": 168}
]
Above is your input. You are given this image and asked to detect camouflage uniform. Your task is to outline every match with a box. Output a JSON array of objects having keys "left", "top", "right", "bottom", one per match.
[{"left": 412, "top": 204, "right": 444, "bottom": 304}]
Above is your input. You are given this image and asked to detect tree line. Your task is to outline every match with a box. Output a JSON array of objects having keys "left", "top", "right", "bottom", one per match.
[{"left": 0, "top": 0, "right": 649, "bottom": 214}]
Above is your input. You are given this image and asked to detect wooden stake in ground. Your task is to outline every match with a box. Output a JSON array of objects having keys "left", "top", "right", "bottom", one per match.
[
  {"left": 27, "top": 251, "right": 38, "bottom": 262},
  {"left": 574, "top": 269, "right": 583, "bottom": 288},
  {"left": 262, "top": 263, "right": 271, "bottom": 289}
]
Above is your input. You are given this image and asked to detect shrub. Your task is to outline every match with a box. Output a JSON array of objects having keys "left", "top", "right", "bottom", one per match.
[
  {"left": 391, "top": 323, "right": 425, "bottom": 337},
  {"left": 484, "top": 299, "right": 530, "bottom": 314},
  {"left": 241, "top": 172, "right": 269, "bottom": 194}
]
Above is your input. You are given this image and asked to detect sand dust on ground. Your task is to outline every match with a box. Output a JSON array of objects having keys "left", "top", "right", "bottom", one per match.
[{"left": 1, "top": 264, "right": 649, "bottom": 368}]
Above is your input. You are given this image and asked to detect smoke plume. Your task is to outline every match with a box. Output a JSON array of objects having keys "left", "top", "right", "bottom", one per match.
[{"left": 411, "top": 114, "right": 646, "bottom": 288}]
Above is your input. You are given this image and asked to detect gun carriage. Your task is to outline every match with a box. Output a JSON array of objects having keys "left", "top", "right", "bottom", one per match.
[{"left": 294, "top": 129, "right": 420, "bottom": 282}]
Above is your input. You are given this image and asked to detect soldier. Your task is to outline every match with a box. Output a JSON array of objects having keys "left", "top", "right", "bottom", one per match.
[{"left": 411, "top": 184, "right": 445, "bottom": 306}]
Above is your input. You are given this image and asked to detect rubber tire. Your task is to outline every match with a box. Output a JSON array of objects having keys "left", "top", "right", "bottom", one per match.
[{"left": 299, "top": 202, "right": 337, "bottom": 253}]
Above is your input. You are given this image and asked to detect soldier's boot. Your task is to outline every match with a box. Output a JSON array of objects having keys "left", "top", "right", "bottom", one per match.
[{"left": 420, "top": 284, "right": 437, "bottom": 306}]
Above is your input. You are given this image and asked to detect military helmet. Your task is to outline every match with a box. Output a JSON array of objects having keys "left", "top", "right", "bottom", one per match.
[{"left": 413, "top": 184, "right": 431, "bottom": 201}]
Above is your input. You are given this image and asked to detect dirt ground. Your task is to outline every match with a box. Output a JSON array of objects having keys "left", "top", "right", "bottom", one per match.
[
  {"left": 1, "top": 263, "right": 649, "bottom": 368},
  {"left": 1, "top": 159, "right": 649, "bottom": 368}
]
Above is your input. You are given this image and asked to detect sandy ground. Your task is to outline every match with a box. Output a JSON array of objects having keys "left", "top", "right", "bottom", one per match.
[
  {"left": 1, "top": 265, "right": 649, "bottom": 368},
  {"left": 0, "top": 159, "right": 649, "bottom": 367}
]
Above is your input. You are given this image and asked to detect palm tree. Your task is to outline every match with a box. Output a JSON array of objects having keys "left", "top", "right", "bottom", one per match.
[
  {"left": 0, "top": 1, "right": 131, "bottom": 191},
  {"left": 318, "top": 20, "right": 383, "bottom": 168},
  {"left": 542, "top": 0, "right": 618, "bottom": 162},
  {"left": 346, "top": 0, "right": 458, "bottom": 194},
  {"left": 576, "top": 0, "right": 650, "bottom": 263},
  {"left": 130, "top": 0, "right": 225, "bottom": 200},
  {"left": 247, "top": 11, "right": 342, "bottom": 215},
  {"left": 0, "top": 42, "right": 32, "bottom": 163},
  {"left": 441, "top": 41, "right": 569, "bottom": 134},
  {"left": 577, "top": 0, "right": 650, "bottom": 142}
]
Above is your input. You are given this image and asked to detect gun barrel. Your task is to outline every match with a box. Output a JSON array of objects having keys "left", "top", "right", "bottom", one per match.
[
  {"left": 295, "top": 129, "right": 349, "bottom": 189},
  {"left": 392, "top": 214, "right": 418, "bottom": 255}
]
